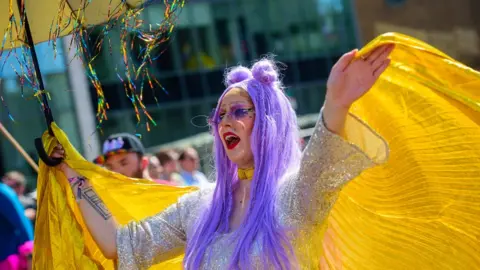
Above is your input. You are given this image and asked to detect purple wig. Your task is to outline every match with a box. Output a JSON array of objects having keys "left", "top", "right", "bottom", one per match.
[{"left": 184, "top": 58, "right": 302, "bottom": 269}]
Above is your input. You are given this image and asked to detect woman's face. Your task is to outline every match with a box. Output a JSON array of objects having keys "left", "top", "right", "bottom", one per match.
[{"left": 217, "top": 87, "right": 255, "bottom": 168}]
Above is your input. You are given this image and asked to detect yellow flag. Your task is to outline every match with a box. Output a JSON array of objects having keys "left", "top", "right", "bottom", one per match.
[{"left": 33, "top": 123, "right": 196, "bottom": 269}]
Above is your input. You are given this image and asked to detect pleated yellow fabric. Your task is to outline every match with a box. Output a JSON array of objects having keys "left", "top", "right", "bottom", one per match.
[
  {"left": 320, "top": 32, "right": 480, "bottom": 269},
  {"left": 32, "top": 32, "right": 480, "bottom": 269}
]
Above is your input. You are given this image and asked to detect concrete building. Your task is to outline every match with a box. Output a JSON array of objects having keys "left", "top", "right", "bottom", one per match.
[{"left": 354, "top": 0, "right": 480, "bottom": 68}]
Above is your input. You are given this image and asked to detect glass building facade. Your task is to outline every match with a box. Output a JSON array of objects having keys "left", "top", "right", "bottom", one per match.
[
  {"left": 0, "top": 42, "right": 82, "bottom": 189},
  {"left": 88, "top": 0, "right": 359, "bottom": 147}
]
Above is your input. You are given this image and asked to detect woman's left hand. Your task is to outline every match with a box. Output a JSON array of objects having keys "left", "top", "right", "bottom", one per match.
[
  {"left": 322, "top": 44, "right": 394, "bottom": 135},
  {"left": 325, "top": 44, "right": 394, "bottom": 110}
]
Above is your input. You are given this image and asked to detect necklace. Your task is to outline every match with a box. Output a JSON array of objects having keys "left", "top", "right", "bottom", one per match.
[{"left": 238, "top": 168, "right": 254, "bottom": 180}]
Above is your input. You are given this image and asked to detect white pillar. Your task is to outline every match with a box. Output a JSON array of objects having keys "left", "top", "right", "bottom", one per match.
[{"left": 62, "top": 35, "right": 101, "bottom": 161}]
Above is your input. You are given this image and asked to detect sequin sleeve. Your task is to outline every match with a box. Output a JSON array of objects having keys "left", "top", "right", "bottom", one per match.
[
  {"left": 116, "top": 191, "right": 201, "bottom": 270},
  {"left": 279, "top": 108, "right": 389, "bottom": 226}
]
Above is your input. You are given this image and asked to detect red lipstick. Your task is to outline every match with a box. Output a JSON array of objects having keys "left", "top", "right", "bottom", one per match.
[{"left": 223, "top": 132, "right": 241, "bottom": 150}]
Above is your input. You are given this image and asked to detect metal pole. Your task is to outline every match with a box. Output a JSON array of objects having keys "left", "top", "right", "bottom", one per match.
[{"left": 16, "top": 0, "right": 55, "bottom": 134}]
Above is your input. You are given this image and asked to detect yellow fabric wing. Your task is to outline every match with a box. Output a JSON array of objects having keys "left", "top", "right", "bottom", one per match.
[
  {"left": 320, "top": 32, "right": 480, "bottom": 269},
  {"left": 32, "top": 32, "right": 480, "bottom": 269}
]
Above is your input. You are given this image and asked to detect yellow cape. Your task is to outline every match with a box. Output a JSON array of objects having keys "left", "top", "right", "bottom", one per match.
[{"left": 32, "top": 32, "right": 480, "bottom": 269}]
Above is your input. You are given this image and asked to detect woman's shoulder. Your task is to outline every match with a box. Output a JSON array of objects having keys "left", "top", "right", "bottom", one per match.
[
  {"left": 176, "top": 186, "right": 215, "bottom": 215},
  {"left": 178, "top": 185, "right": 215, "bottom": 206},
  {"left": 176, "top": 186, "right": 215, "bottom": 232}
]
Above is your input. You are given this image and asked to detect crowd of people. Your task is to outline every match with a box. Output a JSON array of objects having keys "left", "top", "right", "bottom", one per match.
[
  {"left": 0, "top": 132, "right": 211, "bottom": 269},
  {"left": 94, "top": 132, "right": 210, "bottom": 188}
]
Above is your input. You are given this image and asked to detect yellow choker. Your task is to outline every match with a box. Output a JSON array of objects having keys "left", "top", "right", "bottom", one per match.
[{"left": 238, "top": 168, "right": 254, "bottom": 180}]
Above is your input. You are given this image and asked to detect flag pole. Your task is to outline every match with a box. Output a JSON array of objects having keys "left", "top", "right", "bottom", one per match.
[{"left": 0, "top": 122, "right": 39, "bottom": 173}]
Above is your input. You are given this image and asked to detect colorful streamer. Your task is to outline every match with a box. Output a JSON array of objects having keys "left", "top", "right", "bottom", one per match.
[
  {"left": 0, "top": 0, "right": 185, "bottom": 130},
  {"left": 0, "top": 0, "right": 47, "bottom": 114}
]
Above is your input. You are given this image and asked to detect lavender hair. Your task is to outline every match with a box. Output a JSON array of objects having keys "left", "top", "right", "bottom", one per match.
[{"left": 184, "top": 59, "right": 302, "bottom": 269}]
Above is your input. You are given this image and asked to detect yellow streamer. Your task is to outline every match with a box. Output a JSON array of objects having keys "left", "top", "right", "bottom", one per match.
[{"left": 32, "top": 32, "right": 480, "bottom": 269}]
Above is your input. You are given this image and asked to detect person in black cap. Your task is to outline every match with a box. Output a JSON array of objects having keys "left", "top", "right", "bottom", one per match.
[{"left": 94, "top": 133, "right": 148, "bottom": 179}]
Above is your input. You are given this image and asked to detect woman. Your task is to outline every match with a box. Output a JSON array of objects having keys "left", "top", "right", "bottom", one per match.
[{"left": 50, "top": 44, "right": 393, "bottom": 269}]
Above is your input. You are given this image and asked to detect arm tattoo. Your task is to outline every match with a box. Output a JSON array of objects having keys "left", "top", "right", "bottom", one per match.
[{"left": 82, "top": 187, "right": 112, "bottom": 220}]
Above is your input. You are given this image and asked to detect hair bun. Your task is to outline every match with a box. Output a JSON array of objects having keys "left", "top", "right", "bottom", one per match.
[
  {"left": 251, "top": 59, "right": 279, "bottom": 85},
  {"left": 224, "top": 66, "right": 252, "bottom": 86}
]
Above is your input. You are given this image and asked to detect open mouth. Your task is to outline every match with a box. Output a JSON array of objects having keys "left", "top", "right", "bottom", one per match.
[{"left": 223, "top": 132, "right": 241, "bottom": 150}]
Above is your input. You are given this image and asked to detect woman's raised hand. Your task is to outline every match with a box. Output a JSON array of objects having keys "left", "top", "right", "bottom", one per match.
[
  {"left": 326, "top": 44, "right": 394, "bottom": 110},
  {"left": 322, "top": 44, "right": 394, "bottom": 135}
]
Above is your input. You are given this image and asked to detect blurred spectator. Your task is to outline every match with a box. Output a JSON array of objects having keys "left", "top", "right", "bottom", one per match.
[
  {"left": 144, "top": 154, "right": 163, "bottom": 180},
  {"left": 175, "top": 147, "right": 210, "bottom": 188},
  {"left": 94, "top": 133, "right": 174, "bottom": 185},
  {"left": 299, "top": 137, "right": 306, "bottom": 150},
  {"left": 156, "top": 149, "right": 183, "bottom": 185},
  {"left": 144, "top": 154, "right": 176, "bottom": 185},
  {"left": 2, "top": 171, "right": 36, "bottom": 224},
  {"left": 94, "top": 133, "right": 148, "bottom": 178},
  {"left": 2, "top": 171, "right": 26, "bottom": 197},
  {"left": 0, "top": 182, "right": 33, "bottom": 268}
]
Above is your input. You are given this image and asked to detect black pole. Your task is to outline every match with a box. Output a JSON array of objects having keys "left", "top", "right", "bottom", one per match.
[
  {"left": 18, "top": 0, "right": 62, "bottom": 167},
  {"left": 17, "top": 0, "right": 54, "bottom": 134}
]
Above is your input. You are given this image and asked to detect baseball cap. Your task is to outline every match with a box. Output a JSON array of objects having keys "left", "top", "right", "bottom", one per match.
[{"left": 94, "top": 133, "right": 145, "bottom": 164}]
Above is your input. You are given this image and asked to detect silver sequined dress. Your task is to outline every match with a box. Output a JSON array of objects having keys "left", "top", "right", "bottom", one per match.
[{"left": 116, "top": 110, "right": 389, "bottom": 269}]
